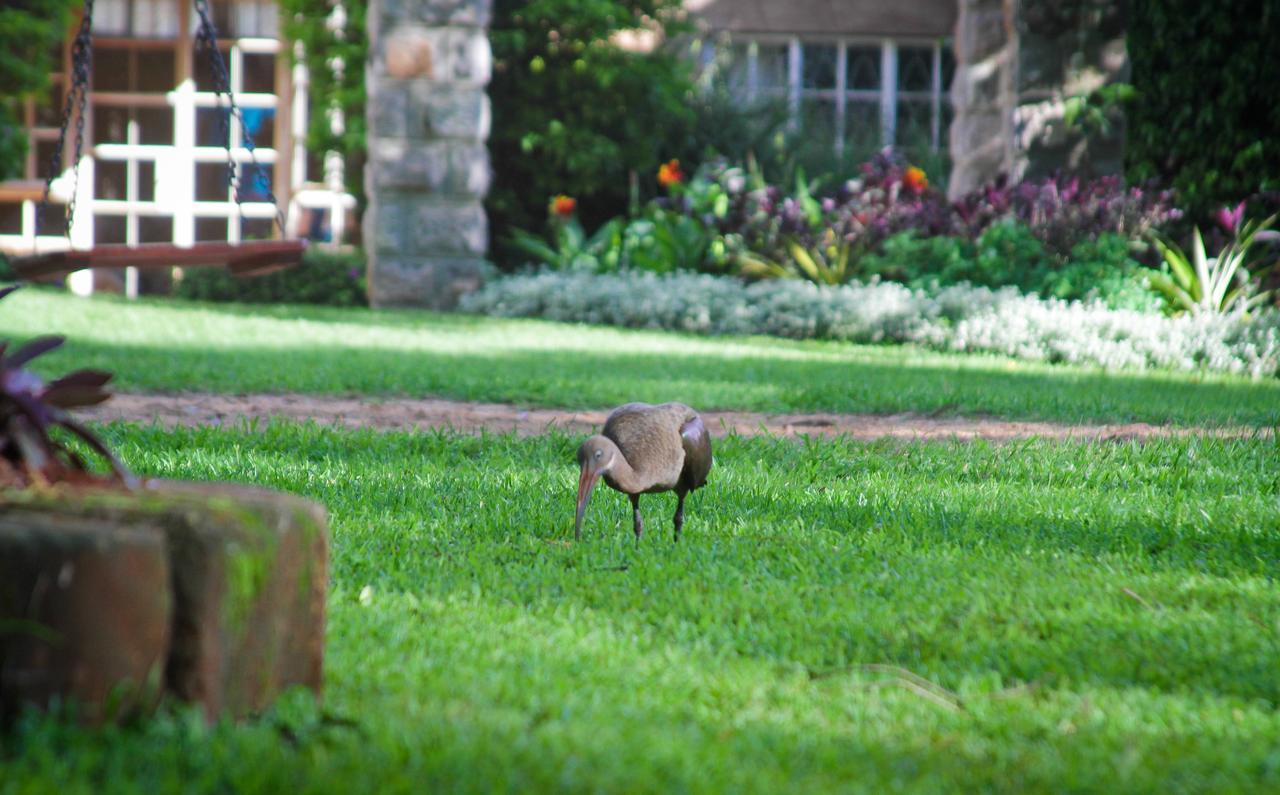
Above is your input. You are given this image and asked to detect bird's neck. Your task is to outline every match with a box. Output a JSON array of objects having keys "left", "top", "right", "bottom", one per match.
[{"left": 604, "top": 444, "right": 648, "bottom": 493}]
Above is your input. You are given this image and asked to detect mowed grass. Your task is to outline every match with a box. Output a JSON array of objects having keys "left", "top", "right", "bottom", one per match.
[
  {"left": 6, "top": 288, "right": 1280, "bottom": 426},
  {"left": 4, "top": 422, "right": 1279, "bottom": 792}
]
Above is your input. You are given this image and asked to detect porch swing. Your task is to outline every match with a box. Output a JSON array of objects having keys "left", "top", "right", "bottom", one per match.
[{"left": 10, "top": 0, "right": 306, "bottom": 283}]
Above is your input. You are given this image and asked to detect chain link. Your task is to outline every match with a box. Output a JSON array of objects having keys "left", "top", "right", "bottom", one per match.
[
  {"left": 191, "top": 0, "right": 286, "bottom": 234},
  {"left": 38, "top": 0, "right": 95, "bottom": 240}
]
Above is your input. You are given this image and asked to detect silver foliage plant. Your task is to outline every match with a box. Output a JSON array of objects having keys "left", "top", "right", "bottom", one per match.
[{"left": 461, "top": 271, "right": 1280, "bottom": 378}]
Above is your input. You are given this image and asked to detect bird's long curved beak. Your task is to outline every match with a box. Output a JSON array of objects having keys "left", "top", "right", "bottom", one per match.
[{"left": 574, "top": 465, "right": 599, "bottom": 541}]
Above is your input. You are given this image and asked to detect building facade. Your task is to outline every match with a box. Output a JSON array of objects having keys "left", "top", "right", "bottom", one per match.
[{"left": 689, "top": 0, "right": 957, "bottom": 156}]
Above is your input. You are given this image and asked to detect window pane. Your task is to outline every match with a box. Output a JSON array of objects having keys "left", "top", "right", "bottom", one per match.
[
  {"left": 800, "top": 98, "right": 837, "bottom": 149},
  {"left": 208, "top": 0, "right": 234, "bottom": 36},
  {"left": 757, "top": 44, "right": 789, "bottom": 92},
  {"left": 802, "top": 45, "right": 837, "bottom": 90},
  {"left": 846, "top": 46, "right": 881, "bottom": 91},
  {"left": 234, "top": 0, "right": 258, "bottom": 37},
  {"left": 35, "top": 79, "right": 63, "bottom": 127},
  {"left": 196, "top": 162, "right": 231, "bottom": 201},
  {"left": 94, "top": 214, "right": 127, "bottom": 244},
  {"left": 139, "top": 215, "right": 173, "bottom": 243},
  {"left": 137, "top": 107, "right": 175, "bottom": 145},
  {"left": 0, "top": 203, "right": 21, "bottom": 235},
  {"left": 896, "top": 99, "right": 933, "bottom": 147},
  {"left": 93, "top": 48, "right": 131, "bottom": 92},
  {"left": 719, "top": 43, "right": 750, "bottom": 96},
  {"left": 240, "top": 217, "right": 274, "bottom": 241},
  {"left": 93, "top": 106, "right": 130, "bottom": 144},
  {"left": 241, "top": 53, "right": 276, "bottom": 93},
  {"left": 195, "top": 217, "right": 228, "bottom": 242},
  {"left": 137, "top": 49, "right": 178, "bottom": 93},
  {"left": 36, "top": 203, "right": 65, "bottom": 236},
  {"left": 240, "top": 108, "right": 274, "bottom": 147},
  {"left": 899, "top": 46, "right": 934, "bottom": 92},
  {"left": 196, "top": 108, "right": 231, "bottom": 147},
  {"left": 94, "top": 160, "right": 127, "bottom": 200},
  {"left": 844, "top": 100, "right": 881, "bottom": 152},
  {"left": 941, "top": 44, "right": 956, "bottom": 90},
  {"left": 95, "top": 0, "right": 129, "bottom": 35},
  {"left": 35, "top": 139, "right": 61, "bottom": 180},
  {"left": 258, "top": 0, "right": 279, "bottom": 38},
  {"left": 193, "top": 46, "right": 233, "bottom": 92},
  {"left": 137, "top": 160, "right": 156, "bottom": 202},
  {"left": 237, "top": 162, "right": 273, "bottom": 202},
  {"left": 134, "top": 0, "right": 180, "bottom": 37}
]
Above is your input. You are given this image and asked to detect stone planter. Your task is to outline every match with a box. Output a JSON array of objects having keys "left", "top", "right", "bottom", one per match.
[{"left": 0, "top": 480, "right": 328, "bottom": 724}]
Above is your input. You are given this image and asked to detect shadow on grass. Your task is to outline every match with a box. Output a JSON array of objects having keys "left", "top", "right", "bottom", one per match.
[{"left": 50, "top": 335, "right": 1280, "bottom": 427}]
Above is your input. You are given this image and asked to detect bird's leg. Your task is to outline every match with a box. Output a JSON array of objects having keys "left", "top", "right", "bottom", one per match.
[
  {"left": 630, "top": 493, "right": 643, "bottom": 544},
  {"left": 673, "top": 491, "right": 686, "bottom": 543}
]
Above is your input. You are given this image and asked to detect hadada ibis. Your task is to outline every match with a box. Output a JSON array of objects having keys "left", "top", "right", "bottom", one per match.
[{"left": 575, "top": 402, "right": 713, "bottom": 543}]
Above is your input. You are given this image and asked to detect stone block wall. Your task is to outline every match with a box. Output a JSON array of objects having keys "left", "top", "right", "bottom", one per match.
[
  {"left": 949, "top": 0, "right": 1128, "bottom": 199},
  {"left": 365, "top": 0, "right": 494, "bottom": 308},
  {"left": 948, "top": 0, "right": 1016, "bottom": 199}
]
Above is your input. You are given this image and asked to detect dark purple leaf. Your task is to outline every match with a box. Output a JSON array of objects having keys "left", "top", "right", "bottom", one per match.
[{"left": 7, "top": 335, "right": 65, "bottom": 369}]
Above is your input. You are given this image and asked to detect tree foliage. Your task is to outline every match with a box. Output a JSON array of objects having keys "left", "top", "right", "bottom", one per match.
[
  {"left": 0, "top": 0, "right": 78, "bottom": 181},
  {"left": 1127, "top": 0, "right": 1280, "bottom": 218},
  {"left": 487, "top": 0, "right": 698, "bottom": 258}
]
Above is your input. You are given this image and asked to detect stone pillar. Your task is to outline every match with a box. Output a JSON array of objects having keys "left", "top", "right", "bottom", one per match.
[
  {"left": 948, "top": 0, "right": 1017, "bottom": 199},
  {"left": 365, "top": 0, "right": 493, "bottom": 309},
  {"left": 949, "top": 0, "right": 1128, "bottom": 199}
]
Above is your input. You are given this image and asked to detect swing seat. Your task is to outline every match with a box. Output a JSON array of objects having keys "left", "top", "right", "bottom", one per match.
[{"left": 9, "top": 239, "right": 307, "bottom": 281}]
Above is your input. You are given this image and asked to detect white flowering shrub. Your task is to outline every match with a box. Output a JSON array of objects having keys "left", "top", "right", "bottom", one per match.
[{"left": 460, "top": 271, "right": 1280, "bottom": 378}]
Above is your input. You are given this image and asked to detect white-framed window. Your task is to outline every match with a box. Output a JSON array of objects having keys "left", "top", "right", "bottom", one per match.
[
  {"left": 701, "top": 37, "right": 954, "bottom": 156},
  {"left": 88, "top": 2, "right": 284, "bottom": 250}
]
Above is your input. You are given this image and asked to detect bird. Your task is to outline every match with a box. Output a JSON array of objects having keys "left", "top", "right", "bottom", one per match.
[{"left": 574, "top": 402, "right": 713, "bottom": 543}]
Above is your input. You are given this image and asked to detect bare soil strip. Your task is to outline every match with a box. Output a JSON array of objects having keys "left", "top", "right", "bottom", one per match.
[{"left": 83, "top": 392, "right": 1265, "bottom": 442}]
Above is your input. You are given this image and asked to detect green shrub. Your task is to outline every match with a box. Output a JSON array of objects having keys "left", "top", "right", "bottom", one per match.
[
  {"left": 971, "top": 222, "right": 1051, "bottom": 291},
  {"left": 1043, "top": 234, "right": 1161, "bottom": 311},
  {"left": 487, "top": 0, "right": 697, "bottom": 259},
  {"left": 278, "top": 0, "right": 367, "bottom": 199},
  {"left": 1128, "top": 0, "right": 1280, "bottom": 218},
  {"left": 0, "top": 1, "right": 80, "bottom": 180},
  {"left": 174, "top": 248, "right": 366, "bottom": 306},
  {"left": 861, "top": 228, "right": 1156, "bottom": 309},
  {"left": 861, "top": 233, "right": 976, "bottom": 288}
]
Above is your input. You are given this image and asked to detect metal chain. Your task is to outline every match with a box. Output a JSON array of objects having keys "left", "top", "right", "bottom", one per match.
[
  {"left": 191, "top": 0, "right": 286, "bottom": 234},
  {"left": 38, "top": 0, "right": 95, "bottom": 240}
]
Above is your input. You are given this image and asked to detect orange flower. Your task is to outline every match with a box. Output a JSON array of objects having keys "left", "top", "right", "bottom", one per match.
[
  {"left": 902, "top": 166, "right": 928, "bottom": 194},
  {"left": 550, "top": 195, "right": 576, "bottom": 218},
  {"left": 657, "top": 159, "right": 685, "bottom": 188}
]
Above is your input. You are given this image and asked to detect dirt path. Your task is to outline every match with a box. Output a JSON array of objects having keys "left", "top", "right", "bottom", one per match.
[{"left": 81, "top": 392, "right": 1262, "bottom": 442}]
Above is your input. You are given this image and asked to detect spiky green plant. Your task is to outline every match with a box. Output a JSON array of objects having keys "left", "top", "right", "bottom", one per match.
[{"left": 1147, "top": 215, "right": 1276, "bottom": 315}]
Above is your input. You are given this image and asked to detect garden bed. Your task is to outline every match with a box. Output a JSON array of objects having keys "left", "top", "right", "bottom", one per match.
[{"left": 462, "top": 270, "right": 1280, "bottom": 378}]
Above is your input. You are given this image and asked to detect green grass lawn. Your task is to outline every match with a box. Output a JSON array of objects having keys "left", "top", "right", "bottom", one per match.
[
  {"left": 4, "top": 422, "right": 1279, "bottom": 792},
  {"left": 6, "top": 289, "right": 1280, "bottom": 427}
]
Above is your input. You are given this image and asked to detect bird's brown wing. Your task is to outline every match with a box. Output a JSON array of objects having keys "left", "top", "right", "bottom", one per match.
[
  {"left": 603, "top": 403, "right": 688, "bottom": 491},
  {"left": 678, "top": 414, "right": 712, "bottom": 492}
]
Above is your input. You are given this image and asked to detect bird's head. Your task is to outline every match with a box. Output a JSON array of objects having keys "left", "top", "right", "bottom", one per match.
[{"left": 574, "top": 435, "right": 617, "bottom": 540}]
